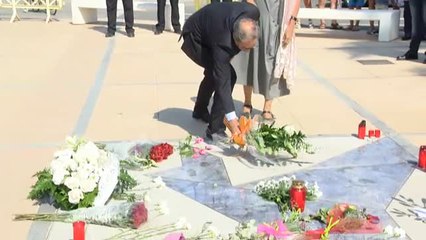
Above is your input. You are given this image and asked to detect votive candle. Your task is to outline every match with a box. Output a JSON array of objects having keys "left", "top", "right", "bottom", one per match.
[
  {"left": 374, "top": 129, "right": 381, "bottom": 138},
  {"left": 290, "top": 180, "right": 307, "bottom": 212},
  {"left": 418, "top": 145, "right": 426, "bottom": 170},
  {"left": 73, "top": 221, "right": 85, "bottom": 240},
  {"left": 358, "top": 120, "right": 366, "bottom": 139}
]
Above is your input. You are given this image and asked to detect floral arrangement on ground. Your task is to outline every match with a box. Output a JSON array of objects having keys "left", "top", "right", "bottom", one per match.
[
  {"left": 121, "top": 142, "right": 175, "bottom": 170},
  {"left": 228, "top": 116, "right": 314, "bottom": 158},
  {"left": 17, "top": 136, "right": 407, "bottom": 239},
  {"left": 28, "top": 136, "right": 138, "bottom": 210}
]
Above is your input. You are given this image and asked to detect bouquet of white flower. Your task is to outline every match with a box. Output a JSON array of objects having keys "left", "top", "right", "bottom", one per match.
[
  {"left": 28, "top": 136, "right": 136, "bottom": 210},
  {"left": 254, "top": 176, "right": 322, "bottom": 212}
]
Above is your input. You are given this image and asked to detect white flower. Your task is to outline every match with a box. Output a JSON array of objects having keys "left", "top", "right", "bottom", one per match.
[
  {"left": 54, "top": 149, "right": 73, "bottom": 161},
  {"left": 257, "top": 181, "right": 265, "bottom": 187},
  {"left": 290, "top": 175, "right": 296, "bottom": 180},
  {"left": 51, "top": 167, "right": 68, "bottom": 185},
  {"left": 315, "top": 190, "right": 323, "bottom": 198},
  {"left": 50, "top": 159, "right": 66, "bottom": 172},
  {"left": 83, "top": 141, "right": 101, "bottom": 162},
  {"left": 79, "top": 178, "right": 98, "bottom": 193},
  {"left": 64, "top": 176, "right": 80, "bottom": 190},
  {"left": 68, "top": 188, "right": 84, "bottom": 204},
  {"left": 278, "top": 176, "right": 290, "bottom": 184},
  {"left": 65, "top": 136, "right": 79, "bottom": 149},
  {"left": 153, "top": 176, "right": 166, "bottom": 188},
  {"left": 156, "top": 201, "right": 170, "bottom": 215},
  {"left": 394, "top": 227, "right": 406, "bottom": 238},
  {"left": 74, "top": 141, "right": 100, "bottom": 164},
  {"left": 313, "top": 181, "right": 320, "bottom": 190},
  {"left": 76, "top": 163, "right": 97, "bottom": 179},
  {"left": 206, "top": 226, "right": 220, "bottom": 238},
  {"left": 283, "top": 125, "right": 295, "bottom": 135},
  {"left": 97, "top": 150, "right": 110, "bottom": 166},
  {"left": 384, "top": 225, "right": 394, "bottom": 236},
  {"left": 239, "top": 227, "right": 253, "bottom": 238},
  {"left": 247, "top": 219, "right": 256, "bottom": 226}
]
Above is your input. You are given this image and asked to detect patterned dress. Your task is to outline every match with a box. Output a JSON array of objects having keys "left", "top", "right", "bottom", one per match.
[{"left": 232, "top": 0, "right": 297, "bottom": 100}]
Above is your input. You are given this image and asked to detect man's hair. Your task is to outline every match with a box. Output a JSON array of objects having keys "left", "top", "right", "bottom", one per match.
[{"left": 233, "top": 18, "right": 258, "bottom": 43}]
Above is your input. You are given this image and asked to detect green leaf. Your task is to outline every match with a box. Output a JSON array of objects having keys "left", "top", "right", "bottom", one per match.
[
  {"left": 28, "top": 169, "right": 54, "bottom": 200},
  {"left": 249, "top": 122, "right": 310, "bottom": 158},
  {"left": 113, "top": 169, "right": 137, "bottom": 196},
  {"left": 78, "top": 188, "right": 99, "bottom": 208}
]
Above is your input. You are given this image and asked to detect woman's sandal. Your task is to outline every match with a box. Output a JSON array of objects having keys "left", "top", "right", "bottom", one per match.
[
  {"left": 242, "top": 104, "right": 253, "bottom": 118},
  {"left": 261, "top": 111, "right": 276, "bottom": 121}
]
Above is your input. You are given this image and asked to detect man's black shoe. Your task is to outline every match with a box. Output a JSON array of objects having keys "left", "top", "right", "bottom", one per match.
[
  {"left": 127, "top": 32, "right": 135, "bottom": 38},
  {"left": 105, "top": 32, "right": 115, "bottom": 38},
  {"left": 396, "top": 52, "right": 418, "bottom": 61},
  {"left": 192, "top": 111, "right": 210, "bottom": 123},
  {"left": 154, "top": 29, "right": 163, "bottom": 35},
  {"left": 401, "top": 36, "right": 411, "bottom": 41}
]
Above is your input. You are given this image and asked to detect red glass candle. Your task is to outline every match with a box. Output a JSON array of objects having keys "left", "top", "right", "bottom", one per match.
[
  {"left": 368, "top": 130, "right": 374, "bottom": 138},
  {"left": 358, "top": 120, "right": 366, "bottom": 139},
  {"left": 73, "top": 221, "right": 85, "bottom": 240},
  {"left": 374, "top": 129, "right": 381, "bottom": 138},
  {"left": 418, "top": 145, "right": 426, "bottom": 170},
  {"left": 290, "top": 180, "right": 307, "bottom": 212}
]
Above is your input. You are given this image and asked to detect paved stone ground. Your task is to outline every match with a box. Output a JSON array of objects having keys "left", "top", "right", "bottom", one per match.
[{"left": 0, "top": 2, "right": 425, "bottom": 240}]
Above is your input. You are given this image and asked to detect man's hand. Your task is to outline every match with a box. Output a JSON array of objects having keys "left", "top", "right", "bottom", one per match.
[{"left": 228, "top": 118, "right": 241, "bottom": 136}]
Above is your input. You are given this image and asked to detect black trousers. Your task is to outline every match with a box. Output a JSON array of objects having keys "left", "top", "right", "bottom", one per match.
[
  {"left": 403, "top": 1, "right": 411, "bottom": 38},
  {"left": 409, "top": 0, "right": 426, "bottom": 53},
  {"left": 181, "top": 33, "right": 237, "bottom": 134},
  {"left": 156, "top": 0, "right": 181, "bottom": 31},
  {"left": 106, "top": 0, "right": 134, "bottom": 33}
]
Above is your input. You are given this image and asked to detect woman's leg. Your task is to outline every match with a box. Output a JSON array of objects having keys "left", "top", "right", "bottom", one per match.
[
  {"left": 304, "top": 0, "right": 314, "bottom": 28},
  {"left": 243, "top": 85, "right": 253, "bottom": 113},
  {"left": 330, "top": 0, "right": 338, "bottom": 26},
  {"left": 368, "top": 0, "right": 376, "bottom": 32},
  {"left": 262, "top": 99, "right": 275, "bottom": 119},
  {"left": 319, "top": 0, "right": 326, "bottom": 28}
]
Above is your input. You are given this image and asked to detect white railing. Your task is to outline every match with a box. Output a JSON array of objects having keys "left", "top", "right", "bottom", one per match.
[{"left": 0, "top": 0, "right": 64, "bottom": 23}]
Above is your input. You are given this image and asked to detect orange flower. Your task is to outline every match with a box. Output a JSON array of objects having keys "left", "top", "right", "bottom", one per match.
[
  {"left": 223, "top": 115, "right": 253, "bottom": 147},
  {"left": 239, "top": 115, "right": 252, "bottom": 134},
  {"left": 232, "top": 133, "right": 246, "bottom": 147}
]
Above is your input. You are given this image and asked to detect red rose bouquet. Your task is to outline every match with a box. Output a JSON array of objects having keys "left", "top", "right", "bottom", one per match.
[{"left": 149, "top": 143, "right": 174, "bottom": 162}]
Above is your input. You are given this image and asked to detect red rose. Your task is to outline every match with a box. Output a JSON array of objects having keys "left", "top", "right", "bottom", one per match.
[
  {"left": 149, "top": 143, "right": 174, "bottom": 162},
  {"left": 131, "top": 202, "right": 148, "bottom": 229}
]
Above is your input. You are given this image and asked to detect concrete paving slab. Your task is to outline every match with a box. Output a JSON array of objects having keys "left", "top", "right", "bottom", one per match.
[
  {"left": 0, "top": 147, "right": 56, "bottom": 240},
  {"left": 387, "top": 169, "right": 426, "bottom": 240},
  {"left": 328, "top": 75, "right": 426, "bottom": 133},
  {"left": 86, "top": 85, "right": 159, "bottom": 141},
  {"left": 218, "top": 136, "right": 368, "bottom": 186}
]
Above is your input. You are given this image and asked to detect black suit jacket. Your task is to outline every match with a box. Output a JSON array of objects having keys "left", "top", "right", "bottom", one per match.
[{"left": 181, "top": 2, "right": 260, "bottom": 114}]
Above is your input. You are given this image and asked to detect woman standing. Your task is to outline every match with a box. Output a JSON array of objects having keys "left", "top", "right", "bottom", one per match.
[{"left": 233, "top": 0, "right": 300, "bottom": 120}]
